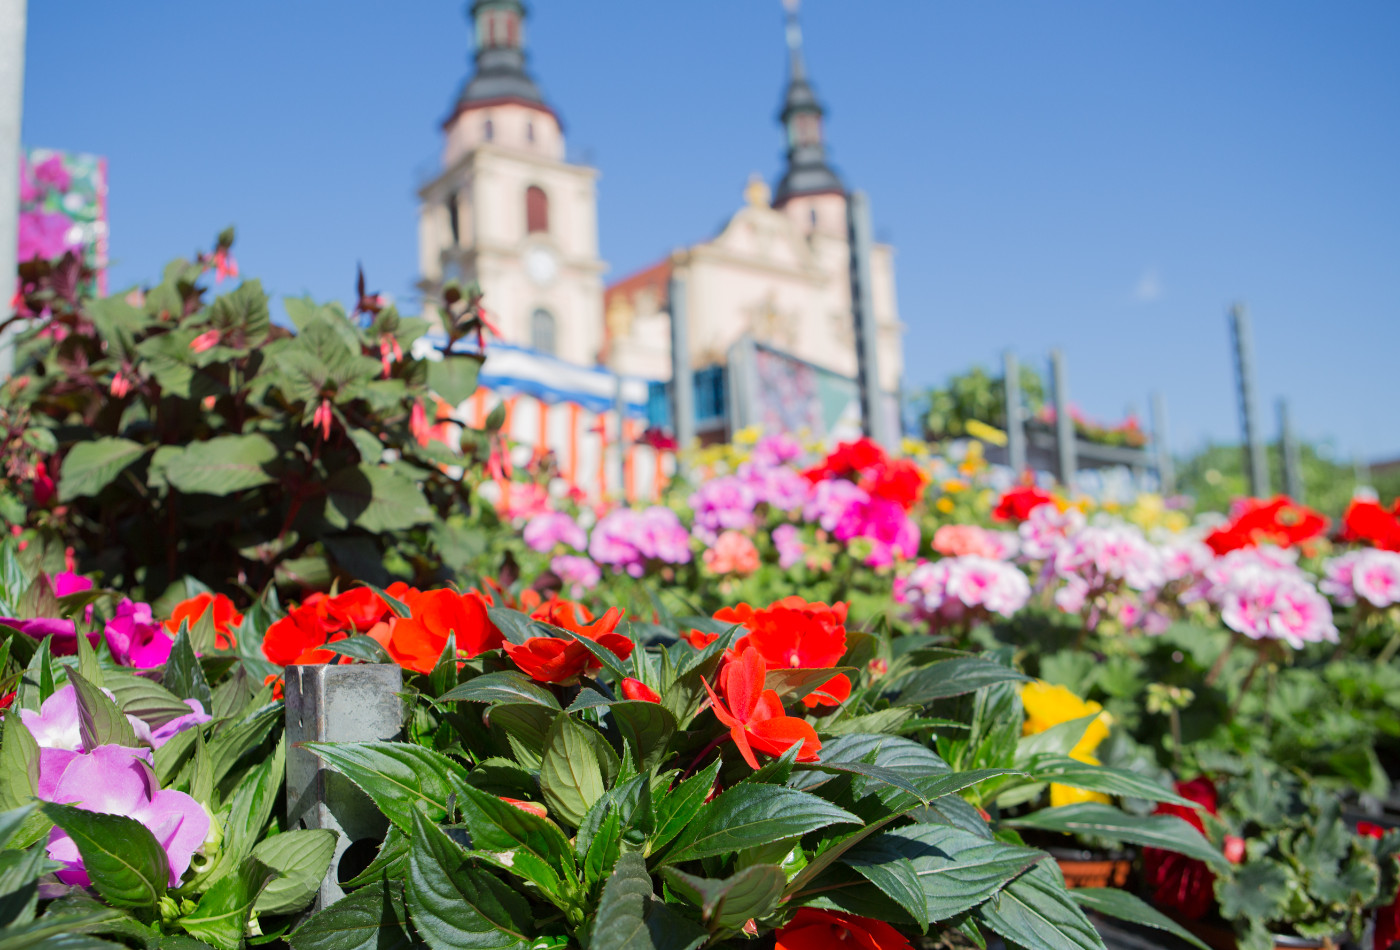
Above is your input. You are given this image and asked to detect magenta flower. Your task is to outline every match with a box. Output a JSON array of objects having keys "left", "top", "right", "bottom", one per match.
[
  {"left": 32, "top": 155, "right": 72, "bottom": 192},
  {"left": 738, "top": 460, "right": 811, "bottom": 512},
  {"left": 18, "top": 156, "right": 41, "bottom": 204},
  {"left": 588, "top": 506, "right": 692, "bottom": 577},
  {"left": 40, "top": 745, "right": 210, "bottom": 887},
  {"left": 523, "top": 512, "right": 587, "bottom": 553},
  {"left": 21, "top": 685, "right": 208, "bottom": 755},
  {"left": 17, "top": 210, "right": 78, "bottom": 263},
  {"left": 1322, "top": 550, "right": 1400, "bottom": 608},
  {"left": 750, "top": 434, "right": 804, "bottom": 468},
  {"left": 897, "top": 556, "right": 1031, "bottom": 628},
  {"left": 689, "top": 476, "right": 757, "bottom": 543},
  {"left": 104, "top": 599, "right": 174, "bottom": 668},
  {"left": 550, "top": 554, "right": 602, "bottom": 596}
]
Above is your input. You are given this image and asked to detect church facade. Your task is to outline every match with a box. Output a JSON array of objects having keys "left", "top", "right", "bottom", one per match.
[{"left": 417, "top": 0, "right": 903, "bottom": 444}]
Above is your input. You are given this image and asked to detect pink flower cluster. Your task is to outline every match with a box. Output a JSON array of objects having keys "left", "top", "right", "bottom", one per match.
[
  {"left": 550, "top": 554, "right": 602, "bottom": 596},
  {"left": 689, "top": 476, "right": 758, "bottom": 544},
  {"left": 1193, "top": 547, "right": 1337, "bottom": 648},
  {"left": 1321, "top": 549, "right": 1400, "bottom": 608},
  {"left": 897, "top": 555, "right": 1031, "bottom": 627},
  {"left": 801, "top": 480, "right": 918, "bottom": 569},
  {"left": 933, "top": 524, "right": 1018, "bottom": 560},
  {"left": 523, "top": 511, "right": 588, "bottom": 553},
  {"left": 588, "top": 506, "right": 692, "bottom": 577},
  {"left": 1050, "top": 525, "right": 1164, "bottom": 614},
  {"left": 1017, "top": 504, "right": 1085, "bottom": 561},
  {"left": 772, "top": 524, "right": 806, "bottom": 569}
]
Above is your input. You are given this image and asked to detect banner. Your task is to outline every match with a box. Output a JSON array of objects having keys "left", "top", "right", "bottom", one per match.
[{"left": 19, "top": 149, "right": 109, "bottom": 292}]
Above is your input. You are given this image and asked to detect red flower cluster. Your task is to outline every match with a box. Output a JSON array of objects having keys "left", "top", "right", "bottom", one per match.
[
  {"left": 1359, "top": 822, "right": 1399, "bottom": 950},
  {"left": 1340, "top": 498, "right": 1400, "bottom": 552},
  {"left": 165, "top": 592, "right": 243, "bottom": 650},
  {"left": 774, "top": 908, "right": 912, "bottom": 950},
  {"left": 992, "top": 485, "right": 1056, "bottom": 523},
  {"left": 1142, "top": 777, "right": 1233, "bottom": 920},
  {"left": 261, "top": 585, "right": 418, "bottom": 668},
  {"left": 385, "top": 587, "right": 501, "bottom": 674},
  {"left": 1204, "top": 495, "right": 1329, "bottom": 555},
  {"left": 716, "top": 596, "right": 851, "bottom": 708},
  {"left": 802, "top": 438, "right": 926, "bottom": 512},
  {"left": 501, "top": 598, "right": 632, "bottom": 684},
  {"left": 703, "top": 647, "right": 821, "bottom": 769}
]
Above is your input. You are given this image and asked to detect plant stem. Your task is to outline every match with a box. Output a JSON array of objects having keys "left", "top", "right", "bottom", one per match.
[
  {"left": 1205, "top": 635, "right": 1236, "bottom": 687},
  {"left": 1378, "top": 627, "right": 1400, "bottom": 666},
  {"left": 1227, "top": 650, "right": 1267, "bottom": 723},
  {"left": 679, "top": 732, "right": 729, "bottom": 781}
]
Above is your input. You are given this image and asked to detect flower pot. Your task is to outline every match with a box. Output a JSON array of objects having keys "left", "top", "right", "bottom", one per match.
[
  {"left": 1046, "top": 846, "right": 1133, "bottom": 889},
  {"left": 1164, "top": 912, "right": 1341, "bottom": 950}
]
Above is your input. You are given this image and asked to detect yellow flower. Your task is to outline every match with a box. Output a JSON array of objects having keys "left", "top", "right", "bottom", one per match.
[
  {"left": 942, "top": 479, "right": 968, "bottom": 494},
  {"left": 935, "top": 497, "right": 955, "bottom": 514},
  {"left": 901, "top": 437, "right": 928, "bottom": 457},
  {"left": 1020, "top": 681, "right": 1111, "bottom": 760},
  {"left": 1051, "top": 759, "right": 1112, "bottom": 807},
  {"left": 734, "top": 426, "right": 760, "bottom": 446}
]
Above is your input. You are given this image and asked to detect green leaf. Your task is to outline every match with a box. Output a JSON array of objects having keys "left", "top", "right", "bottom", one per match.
[
  {"left": 664, "top": 784, "right": 860, "bottom": 865},
  {"left": 16, "top": 636, "right": 54, "bottom": 712},
  {"left": 177, "top": 858, "right": 275, "bottom": 950},
  {"left": 1070, "top": 889, "right": 1211, "bottom": 950},
  {"left": 149, "top": 435, "right": 276, "bottom": 496},
  {"left": 0, "top": 844, "right": 56, "bottom": 928},
  {"left": 651, "top": 759, "right": 721, "bottom": 854},
  {"left": 453, "top": 782, "right": 575, "bottom": 882},
  {"left": 976, "top": 860, "right": 1106, "bottom": 950},
  {"left": 325, "top": 465, "right": 432, "bottom": 533},
  {"left": 0, "top": 804, "right": 40, "bottom": 851},
  {"left": 0, "top": 717, "right": 40, "bottom": 813},
  {"left": 897, "top": 657, "right": 1030, "bottom": 705},
  {"left": 539, "top": 715, "right": 620, "bottom": 828},
  {"left": 484, "top": 608, "right": 534, "bottom": 647},
  {"left": 1216, "top": 859, "right": 1291, "bottom": 922},
  {"left": 40, "top": 803, "right": 168, "bottom": 919},
  {"left": 320, "top": 637, "right": 393, "bottom": 664},
  {"left": 163, "top": 630, "right": 213, "bottom": 709},
  {"left": 404, "top": 806, "right": 532, "bottom": 950},
  {"left": 0, "top": 903, "right": 145, "bottom": 950},
  {"left": 103, "top": 671, "right": 195, "bottom": 728},
  {"left": 426, "top": 356, "right": 482, "bottom": 408},
  {"left": 764, "top": 667, "right": 855, "bottom": 704},
  {"left": 1022, "top": 755, "right": 1202, "bottom": 806},
  {"left": 438, "top": 672, "right": 559, "bottom": 709},
  {"left": 662, "top": 864, "right": 786, "bottom": 931},
  {"left": 58, "top": 439, "right": 147, "bottom": 502},
  {"left": 206, "top": 744, "right": 284, "bottom": 883},
  {"left": 251, "top": 830, "right": 337, "bottom": 916},
  {"left": 67, "top": 670, "right": 139, "bottom": 750},
  {"left": 305, "top": 742, "right": 471, "bottom": 835},
  {"left": 590, "top": 852, "right": 706, "bottom": 950},
  {"left": 203, "top": 702, "right": 280, "bottom": 789},
  {"left": 1002, "top": 803, "right": 1227, "bottom": 869},
  {"left": 608, "top": 700, "right": 677, "bottom": 773},
  {"left": 838, "top": 837, "right": 928, "bottom": 931},
  {"left": 820, "top": 707, "right": 918, "bottom": 736},
  {"left": 287, "top": 879, "right": 417, "bottom": 950},
  {"left": 1015, "top": 714, "right": 1100, "bottom": 762}
]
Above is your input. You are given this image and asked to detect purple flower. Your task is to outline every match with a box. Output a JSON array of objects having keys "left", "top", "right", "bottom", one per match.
[
  {"left": 40, "top": 745, "right": 210, "bottom": 887},
  {"left": 18, "top": 156, "right": 41, "bottom": 205},
  {"left": 897, "top": 556, "right": 1031, "bottom": 628},
  {"left": 17, "top": 210, "right": 78, "bottom": 263},
  {"left": 689, "top": 476, "right": 757, "bottom": 544},
  {"left": 104, "top": 599, "right": 173, "bottom": 668},
  {"left": 522, "top": 512, "right": 588, "bottom": 553},
  {"left": 772, "top": 524, "right": 806, "bottom": 570},
  {"left": 738, "top": 461, "right": 811, "bottom": 512},
  {"left": 589, "top": 506, "right": 692, "bottom": 577},
  {"left": 551, "top": 555, "right": 602, "bottom": 596},
  {"left": 20, "top": 685, "right": 207, "bottom": 755},
  {"left": 750, "top": 434, "right": 804, "bottom": 468},
  {"left": 32, "top": 155, "right": 72, "bottom": 192},
  {"left": 802, "top": 478, "right": 866, "bottom": 533},
  {"left": 147, "top": 700, "right": 213, "bottom": 748}
]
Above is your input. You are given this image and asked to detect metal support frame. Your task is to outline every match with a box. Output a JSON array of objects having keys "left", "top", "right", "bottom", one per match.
[
  {"left": 1277, "top": 398, "right": 1302, "bottom": 502},
  {"left": 1050, "top": 349, "right": 1077, "bottom": 492},
  {"left": 1003, "top": 350, "right": 1026, "bottom": 475},
  {"left": 847, "top": 190, "right": 892, "bottom": 449},
  {"left": 285, "top": 663, "right": 405, "bottom": 911},
  {"left": 1229, "top": 304, "right": 1270, "bottom": 497},
  {"left": 667, "top": 266, "right": 694, "bottom": 454},
  {"left": 0, "top": 0, "right": 28, "bottom": 378},
  {"left": 1151, "top": 391, "right": 1175, "bottom": 496},
  {"left": 725, "top": 335, "right": 757, "bottom": 437}
]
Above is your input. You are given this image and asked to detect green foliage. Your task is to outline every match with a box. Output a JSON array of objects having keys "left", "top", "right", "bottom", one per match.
[
  {"left": 0, "top": 234, "right": 488, "bottom": 599},
  {"left": 1174, "top": 440, "right": 1382, "bottom": 515},
  {"left": 922, "top": 364, "right": 1043, "bottom": 441}
]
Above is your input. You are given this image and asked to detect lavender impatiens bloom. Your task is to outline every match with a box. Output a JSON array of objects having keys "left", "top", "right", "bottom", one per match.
[
  {"left": 21, "top": 685, "right": 209, "bottom": 754},
  {"left": 522, "top": 512, "right": 588, "bottom": 553},
  {"left": 40, "top": 744, "right": 210, "bottom": 887},
  {"left": 147, "top": 700, "right": 212, "bottom": 748}
]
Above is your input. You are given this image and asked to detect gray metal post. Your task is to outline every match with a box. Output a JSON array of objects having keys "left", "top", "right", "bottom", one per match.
[
  {"left": 1229, "top": 304, "right": 1270, "bottom": 497},
  {"left": 726, "top": 335, "right": 757, "bottom": 437},
  {"left": 1151, "top": 391, "right": 1175, "bottom": 495},
  {"left": 1050, "top": 349, "right": 1077, "bottom": 492},
  {"left": 0, "top": 0, "right": 28, "bottom": 378},
  {"left": 667, "top": 266, "right": 694, "bottom": 453},
  {"left": 847, "top": 190, "right": 891, "bottom": 450},
  {"left": 1003, "top": 350, "right": 1026, "bottom": 474},
  {"left": 1277, "top": 398, "right": 1303, "bottom": 502},
  {"left": 285, "top": 663, "right": 405, "bottom": 911}
]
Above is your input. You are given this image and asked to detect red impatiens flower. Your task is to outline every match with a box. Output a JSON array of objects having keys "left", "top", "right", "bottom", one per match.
[
  {"left": 717, "top": 597, "right": 851, "bottom": 709},
  {"left": 702, "top": 647, "right": 821, "bottom": 769},
  {"left": 620, "top": 678, "right": 660, "bottom": 703},
  {"left": 386, "top": 587, "right": 502, "bottom": 675},
  {"left": 683, "top": 628, "right": 719, "bottom": 650},
  {"left": 165, "top": 592, "right": 244, "bottom": 650},
  {"left": 1340, "top": 498, "right": 1400, "bottom": 552},
  {"left": 774, "top": 908, "right": 912, "bottom": 950},
  {"left": 802, "top": 437, "right": 888, "bottom": 484},
  {"left": 261, "top": 601, "right": 342, "bottom": 667},
  {"left": 992, "top": 485, "right": 1056, "bottom": 523},
  {"left": 502, "top": 601, "right": 632, "bottom": 684},
  {"left": 1142, "top": 777, "right": 1219, "bottom": 920},
  {"left": 1204, "top": 495, "right": 1329, "bottom": 555}
]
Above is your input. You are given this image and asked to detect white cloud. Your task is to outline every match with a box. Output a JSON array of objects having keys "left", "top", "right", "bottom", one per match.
[{"left": 1133, "top": 268, "right": 1162, "bottom": 303}]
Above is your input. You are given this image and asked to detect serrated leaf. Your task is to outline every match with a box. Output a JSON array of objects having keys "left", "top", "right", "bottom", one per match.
[
  {"left": 1003, "top": 803, "right": 1226, "bottom": 869},
  {"left": 163, "top": 630, "right": 213, "bottom": 709},
  {"left": 662, "top": 864, "right": 787, "bottom": 931},
  {"left": 305, "top": 742, "right": 471, "bottom": 835},
  {"left": 149, "top": 435, "right": 276, "bottom": 496},
  {"left": 325, "top": 465, "right": 432, "bottom": 533},
  {"left": 67, "top": 670, "right": 139, "bottom": 750},
  {"left": 1071, "top": 888, "right": 1210, "bottom": 950},
  {"left": 651, "top": 759, "right": 721, "bottom": 855},
  {"left": 539, "top": 715, "right": 619, "bottom": 829},
  {"left": 251, "top": 830, "right": 337, "bottom": 915},
  {"left": 1022, "top": 755, "right": 1201, "bottom": 806},
  {"left": 177, "top": 857, "right": 275, "bottom": 950},
  {"left": 590, "top": 852, "right": 706, "bottom": 950},
  {"left": 103, "top": 671, "right": 195, "bottom": 728},
  {"left": 58, "top": 439, "right": 147, "bottom": 502},
  {"left": 663, "top": 784, "right": 859, "bottom": 865},
  {"left": 977, "top": 861, "right": 1105, "bottom": 950},
  {"left": 40, "top": 803, "right": 168, "bottom": 919},
  {"left": 439, "top": 672, "right": 559, "bottom": 709},
  {"left": 287, "top": 879, "right": 416, "bottom": 950},
  {"left": 897, "top": 657, "right": 1030, "bottom": 705}
]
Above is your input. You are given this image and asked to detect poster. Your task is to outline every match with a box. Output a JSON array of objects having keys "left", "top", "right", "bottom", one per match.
[{"left": 18, "top": 149, "right": 109, "bottom": 293}]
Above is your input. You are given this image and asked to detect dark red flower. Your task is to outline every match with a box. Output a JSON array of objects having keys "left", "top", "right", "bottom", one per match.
[
  {"left": 774, "top": 908, "right": 912, "bottom": 950},
  {"left": 992, "top": 485, "right": 1056, "bottom": 523},
  {"left": 1360, "top": 823, "right": 1400, "bottom": 950},
  {"left": 1142, "top": 777, "right": 1219, "bottom": 920}
]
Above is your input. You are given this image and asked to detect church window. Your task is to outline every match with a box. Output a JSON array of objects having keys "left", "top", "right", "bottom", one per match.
[
  {"left": 447, "top": 191, "right": 460, "bottom": 245},
  {"left": 531, "top": 308, "right": 556, "bottom": 355},
  {"left": 526, "top": 185, "right": 549, "bottom": 234},
  {"left": 794, "top": 113, "right": 821, "bottom": 147}
]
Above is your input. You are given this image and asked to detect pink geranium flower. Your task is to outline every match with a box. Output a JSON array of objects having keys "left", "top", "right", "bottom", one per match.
[{"left": 703, "top": 530, "right": 760, "bottom": 576}]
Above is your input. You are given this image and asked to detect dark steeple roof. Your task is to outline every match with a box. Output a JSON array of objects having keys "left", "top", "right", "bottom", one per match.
[
  {"left": 453, "top": 0, "right": 550, "bottom": 114},
  {"left": 773, "top": 0, "right": 844, "bottom": 206}
]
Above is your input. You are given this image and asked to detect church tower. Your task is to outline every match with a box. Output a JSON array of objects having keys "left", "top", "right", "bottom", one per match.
[
  {"left": 772, "top": 0, "right": 846, "bottom": 239},
  {"left": 418, "top": 0, "right": 606, "bottom": 365}
]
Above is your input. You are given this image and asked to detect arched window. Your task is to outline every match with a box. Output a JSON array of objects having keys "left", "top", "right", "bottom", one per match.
[
  {"left": 531, "top": 308, "right": 556, "bottom": 355},
  {"left": 525, "top": 185, "right": 549, "bottom": 234},
  {"left": 447, "top": 191, "right": 460, "bottom": 245},
  {"left": 483, "top": 117, "right": 494, "bottom": 142},
  {"left": 526, "top": 120, "right": 535, "bottom": 143}
]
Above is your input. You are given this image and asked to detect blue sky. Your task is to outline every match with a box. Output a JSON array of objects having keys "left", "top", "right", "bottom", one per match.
[{"left": 21, "top": 1, "right": 1400, "bottom": 460}]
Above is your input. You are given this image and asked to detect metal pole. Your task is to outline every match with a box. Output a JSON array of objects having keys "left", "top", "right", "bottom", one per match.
[
  {"left": 1277, "top": 398, "right": 1303, "bottom": 502},
  {"left": 0, "top": 0, "right": 28, "bottom": 378},
  {"left": 1003, "top": 350, "right": 1026, "bottom": 474},
  {"left": 1151, "top": 391, "right": 1175, "bottom": 495},
  {"left": 1050, "top": 349, "right": 1076, "bottom": 493},
  {"left": 667, "top": 265, "right": 694, "bottom": 454},
  {"left": 1229, "top": 303, "right": 1270, "bottom": 497},
  {"left": 612, "top": 373, "right": 627, "bottom": 498},
  {"left": 847, "top": 190, "right": 891, "bottom": 450}
]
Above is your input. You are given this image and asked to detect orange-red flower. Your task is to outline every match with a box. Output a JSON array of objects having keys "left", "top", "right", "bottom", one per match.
[
  {"left": 802, "top": 437, "right": 889, "bottom": 484},
  {"left": 774, "top": 908, "right": 912, "bottom": 950},
  {"left": 859, "top": 458, "right": 926, "bottom": 511},
  {"left": 992, "top": 485, "right": 1056, "bottom": 523},
  {"left": 165, "top": 592, "right": 243, "bottom": 650},
  {"left": 620, "top": 677, "right": 660, "bottom": 703},
  {"left": 1204, "top": 495, "right": 1328, "bottom": 555},
  {"left": 261, "top": 601, "right": 342, "bottom": 667},
  {"left": 499, "top": 797, "right": 548, "bottom": 819},
  {"left": 717, "top": 597, "right": 851, "bottom": 709},
  {"left": 501, "top": 602, "right": 632, "bottom": 684},
  {"left": 385, "top": 587, "right": 502, "bottom": 674},
  {"left": 683, "top": 628, "right": 719, "bottom": 650},
  {"left": 1340, "top": 498, "right": 1400, "bottom": 552},
  {"left": 702, "top": 647, "right": 820, "bottom": 769}
]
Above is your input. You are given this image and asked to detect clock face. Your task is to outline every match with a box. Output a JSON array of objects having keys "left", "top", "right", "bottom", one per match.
[{"left": 525, "top": 246, "right": 559, "bottom": 287}]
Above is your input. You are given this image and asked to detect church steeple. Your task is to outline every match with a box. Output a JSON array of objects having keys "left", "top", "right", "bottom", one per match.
[
  {"left": 773, "top": 0, "right": 844, "bottom": 207},
  {"left": 453, "top": 0, "right": 549, "bottom": 115}
]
